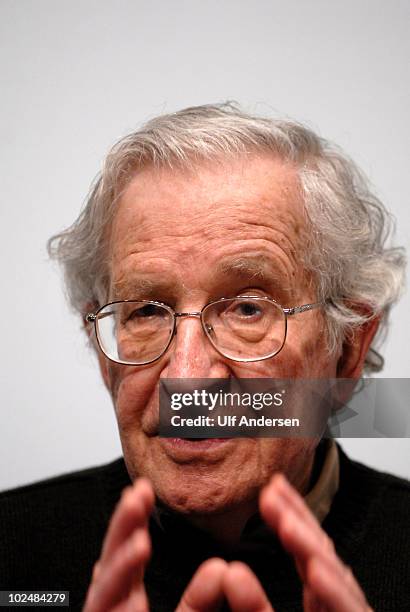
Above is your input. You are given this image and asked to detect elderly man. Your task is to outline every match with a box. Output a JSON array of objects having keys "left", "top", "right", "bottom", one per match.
[{"left": 0, "top": 104, "right": 408, "bottom": 611}]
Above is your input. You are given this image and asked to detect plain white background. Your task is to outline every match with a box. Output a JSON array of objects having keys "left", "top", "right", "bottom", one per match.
[{"left": 1, "top": 0, "right": 409, "bottom": 491}]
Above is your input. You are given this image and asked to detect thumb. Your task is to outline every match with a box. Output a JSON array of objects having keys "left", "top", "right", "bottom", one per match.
[
  {"left": 223, "top": 562, "right": 275, "bottom": 612},
  {"left": 176, "top": 558, "right": 227, "bottom": 612}
]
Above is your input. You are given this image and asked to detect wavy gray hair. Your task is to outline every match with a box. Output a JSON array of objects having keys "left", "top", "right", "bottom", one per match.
[{"left": 48, "top": 102, "right": 406, "bottom": 372}]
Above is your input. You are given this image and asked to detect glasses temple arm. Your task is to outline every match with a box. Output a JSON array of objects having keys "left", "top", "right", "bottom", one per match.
[{"left": 283, "top": 302, "right": 325, "bottom": 316}]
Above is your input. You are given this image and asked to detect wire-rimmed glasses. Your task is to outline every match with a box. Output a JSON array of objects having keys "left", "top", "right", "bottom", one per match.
[{"left": 85, "top": 296, "right": 324, "bottom": 366}]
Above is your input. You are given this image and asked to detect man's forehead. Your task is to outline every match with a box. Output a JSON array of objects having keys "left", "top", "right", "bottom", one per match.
[
  {"left": 111, "top": 173, "right": 305, "bottom": 262},
  {"left": 109, "top": 156, "right": 308, "bottom": 295},
  {"left": 115, "top": 155, "right": 302, "bottom": 219}
]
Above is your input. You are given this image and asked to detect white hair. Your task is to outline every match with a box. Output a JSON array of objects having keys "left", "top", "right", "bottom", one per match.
[{"left": 48, "top": 102, "right": 406, "bottom": 372}]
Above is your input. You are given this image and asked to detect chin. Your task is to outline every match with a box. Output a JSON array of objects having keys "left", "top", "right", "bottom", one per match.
[
  {"left": 123, "top": 436, "right": 314, "bottom": 517},
  {"left": 129, "top": 455, "right": 252, "bottom": 516},
  {"left": 156, "top": 482, "right": 249, "bottom": 516}
]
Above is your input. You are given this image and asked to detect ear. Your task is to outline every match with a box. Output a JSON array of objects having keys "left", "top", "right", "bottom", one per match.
[
  {"left": 336, "top": 315, "right": 381, "bottom": 378},
  {"left": 96, "top": 351, "right": 112, "bottom": 392},
  {"left": 83, "top": 307, "right": 112, "bottom": 392}
]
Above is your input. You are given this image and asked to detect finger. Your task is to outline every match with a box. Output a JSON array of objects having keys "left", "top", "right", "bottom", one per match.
[
  {"left": 278, "top": 508, "right": 365, "bottom": 603},
  {"left": 261, "top": 477, "right": 369, "bottom": 609},
  {"left": 84, "top": 527, "right": 151, "bottom": 612},
  {"left": 308, "top": 554, "right": 368, "bottom": 605},
  {"left": 260, "top": 476, "right": 370, "bottom": 610},
  {"left": 307, "top": 556, "right": 370, "bottom": 612},
  {"left": 260, "top": 475, "right": 337, "bottom": 580},
  {"left": 111, "top": 584, "right": 150, "bottom": 612},
  {"left": 100, "top": 478, "right": 154, "bottom": 564},
  {"left": 176, "top": 558, "right": 227, "bottom": 612},
  {"left": 91, "top": 560, "right": 101, "bottom": 582},
  {"left": 303, "top": 584, "right": 328, "bottom": 612},
  {"left": 276, "top": 504, "right": 340, "bottom": 579},
  {"left": 223, "top": 562, "right": 274, "bottom": 612},
  {"left": 303, "top": 584, "right": 329, "bottom": 612},
  {"left": 124, "top": 586, "right": 150, "bottom": 612},
  {"left": 260, "top": 474, "right": 325, "bottom": 543}
]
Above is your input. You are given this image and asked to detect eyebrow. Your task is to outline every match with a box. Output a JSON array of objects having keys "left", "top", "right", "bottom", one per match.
[
  {"left": 111, "top": 277, "right": 175, "bottom": 301},
  {"left": 216, "top": 256, "right": 294, "bottom": 292}
]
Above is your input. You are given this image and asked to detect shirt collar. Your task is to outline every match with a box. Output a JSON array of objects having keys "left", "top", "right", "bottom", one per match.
[{"left": 305, "top": 438, "right": 339, "bottom": 523}]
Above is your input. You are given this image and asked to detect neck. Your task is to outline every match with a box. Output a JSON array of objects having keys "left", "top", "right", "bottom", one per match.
[{"left": 187, "top": 498, "right": 259, "bottom": 548}]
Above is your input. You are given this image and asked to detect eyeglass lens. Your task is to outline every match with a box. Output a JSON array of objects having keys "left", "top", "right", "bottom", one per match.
[
  {"left": 96, "top": 297, "right": 286, "bottom": 365},
  {"left": 202, "top": 298, "right": 285, "bottom": 360}
]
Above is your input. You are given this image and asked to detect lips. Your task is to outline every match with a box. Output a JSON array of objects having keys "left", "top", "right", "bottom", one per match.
[
  {"left": 158, "top": 436, "right": 232, "bottom": 461},
  {"left": 166, "top": 437, "right": 229, "bottom": 445}
]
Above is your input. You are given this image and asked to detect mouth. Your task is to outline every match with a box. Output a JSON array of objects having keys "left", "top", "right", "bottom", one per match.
[{"left": 158, "top": 436, "right": 232, "bottom": 461}]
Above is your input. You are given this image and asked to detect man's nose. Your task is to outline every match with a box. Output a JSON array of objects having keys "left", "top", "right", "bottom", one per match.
[{"left": 163, "top": 314, "right": 226, "bottom": 379}]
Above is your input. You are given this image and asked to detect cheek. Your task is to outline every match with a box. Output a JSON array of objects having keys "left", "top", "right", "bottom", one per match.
[
  {"left": 228, "top": 318, "right": 335, "bottom": 380},
  {"left": 257, "top": 438, "right": 317, "bottom": 491},
  {"left": 108, "top": 364, "right": 160, "bottom": 431},
  {"left": 279, "top": 318, "right": 336, "bottom": 377}
]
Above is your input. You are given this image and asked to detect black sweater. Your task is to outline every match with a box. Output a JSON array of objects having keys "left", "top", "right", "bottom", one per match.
[{"left": 0, "top": 447, "right": 409, "bottom": 611}]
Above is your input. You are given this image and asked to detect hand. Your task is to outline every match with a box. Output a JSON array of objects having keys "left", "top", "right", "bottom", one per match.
[
  {"left": 176, "top": 558, "right": 273, "bottom": 612},
  {"left": 259, "top": 474, "right": 373, "bottom": 612},
  {"left": 83, "top": 476, "right": 271, "bottom": 612},
  {"left": 83, "top": 477, "right": 154, "bottom": 612},
  {"left": 83, "top": 474, "right": 372, "bottom": 611}
]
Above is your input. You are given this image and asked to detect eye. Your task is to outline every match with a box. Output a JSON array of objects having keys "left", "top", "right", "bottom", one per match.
[
  {"left": 132, "top": 304, "right": 161, "bottom": 318},
  {"left": 236, "top": 301, "right": 261, "bottom": 317},
  {"left": 123, "top": 303, "right": 167, "bottom": 323},
  {"left": 225, "top": 299, "right": 263, "bottom": 319}
]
